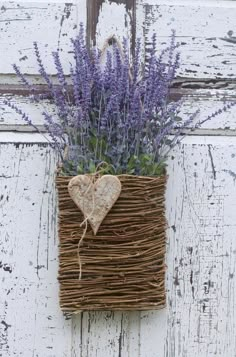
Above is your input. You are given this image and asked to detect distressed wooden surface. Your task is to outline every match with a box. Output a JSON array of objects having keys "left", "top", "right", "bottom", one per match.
[
  {"left": 0, "top": 0, "right": 236, "bottom": 356},
  {"left": 137, "top": 0, "right": 236, "bottom": 79},
  {"left": 0, "top": 138, "right": 72, "bottom": 357},
  {"left": 1, "top": 89, "right": 236, "bottom": 131},
  {"left": 165, "top": 136, "right": 236, "bottom": 357},
  {"left": 87, "top": 0, "right": 136, "bottom": 48},
  {"left": 0, "top": 1, "right": 84, "bottom": 75},
  {"left": 1, "top": 134, "right": 236, "bottom": 356},
  {"left": 92, "top": 0, "right": 135, "bottom": 49}
]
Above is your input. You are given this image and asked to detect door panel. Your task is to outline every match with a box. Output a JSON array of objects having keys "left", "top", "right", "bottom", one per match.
[{"left": 0, "top": 1, "right": 236, "bottom": 356}]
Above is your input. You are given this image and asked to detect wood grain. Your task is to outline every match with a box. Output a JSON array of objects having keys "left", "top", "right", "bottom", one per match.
[
  {"left": 0, "top": 0, "right": 236, "bottom": 356},
  {"left": 0, "top": 1, "right": 83, "bottom": 75},
  {"left": 137, "top": 0, "right": 236, "bottom": 79},
  {"left": 0, "top": 142, "right": 72, "bottom": 356},
  {"left": 87, "top": 0, "right": 135, "bottom": 47},
  {"left": 1, "top": 89, "right": 236, "bottom": 131},
  {"left": 165, "top": 136, "right": 236, "bottom": 357}
]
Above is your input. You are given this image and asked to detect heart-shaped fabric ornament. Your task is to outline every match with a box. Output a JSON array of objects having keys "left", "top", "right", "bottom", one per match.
[{"left": 68, "top": 175, "right": 122, "bottom": 235}]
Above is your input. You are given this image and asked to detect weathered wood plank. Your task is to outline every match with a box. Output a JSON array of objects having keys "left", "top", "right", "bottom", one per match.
[
  {"left": 0, "top": 1, "right": 85, "bottom": 75},
  {"left": 137, "top": 0, "right": 236, "bottom": 79},
  {"left": 1, "top": 2, "right": 236, "bottom": 357},
  {"left": 90, "top": 0, "right": 135, "bottom": 50},
  {"left": 72, "top": 311, "right": 140, "bottom": 357},
  {"left": 134, "top": 136, "right": 236, "bottom": 356},
  {"left": 0, "top": 141, "right": 72, "bottom": 356},
  {"left": 1, "top": 131, "right": 236, "bottom": 357},
  {"left": 164, "top": 135, "right": 236, "bottom": 357},
  {"left": 139, "top": 310, "right": 167, "bottom": 357},
  {"left": 142, "top": 0, "right": 236, "bottom": 4},
  {"left": 1, "top": 89, "right": 236, "bottom": 130},
  {"left": 87, "top": 0, "right": 136, "bottom": 47}
]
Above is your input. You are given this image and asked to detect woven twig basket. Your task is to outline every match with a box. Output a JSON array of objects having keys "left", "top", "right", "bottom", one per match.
[{"left": 56, "top": 175, "right": 167, "bottom": 312}]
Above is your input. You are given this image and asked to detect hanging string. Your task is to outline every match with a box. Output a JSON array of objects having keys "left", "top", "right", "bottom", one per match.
[{"left": 75, "top": 162, "right": 115, "bottom": 280}]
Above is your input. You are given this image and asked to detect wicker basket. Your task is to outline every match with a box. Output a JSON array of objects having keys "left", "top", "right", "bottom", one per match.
[{"left": 56, "top": 175, "right": 166, "bottom": 312}]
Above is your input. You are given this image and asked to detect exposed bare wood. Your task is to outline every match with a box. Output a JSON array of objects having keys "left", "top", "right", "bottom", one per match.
[
  {"left": 1, "top": 88, "right": 236, "bottom": 132},
  {"left": 0, "top": 1, "right": 236, "bottom": 356},
  {"left": 1, "top": 80, "right": 236, "bottom": 98},
  {"left": 138, "top": 0, "right": 236, "bottom": 79},
  {"left": 0, "top": 2, "right": 81, "bottom": 75},
  {"left": 87, "top": 0, "right": 136, "bottom": 53}
]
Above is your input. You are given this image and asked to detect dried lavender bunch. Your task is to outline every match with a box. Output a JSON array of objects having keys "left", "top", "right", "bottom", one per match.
[{"left": 4, "top": 25, "right": 234, "bottom": 176}]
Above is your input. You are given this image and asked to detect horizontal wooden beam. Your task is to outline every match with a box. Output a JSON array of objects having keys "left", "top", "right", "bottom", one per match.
[
  {"left": 1, "top": 80, "right": 236, "bottom": 98},
  {"left": 1, "top": 126, "right": 236, "bottom": 139}
]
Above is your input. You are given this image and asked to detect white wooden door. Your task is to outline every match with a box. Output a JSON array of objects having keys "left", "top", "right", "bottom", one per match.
[{"left": 0, "top": 1, "right": 236, "bottom": 356}]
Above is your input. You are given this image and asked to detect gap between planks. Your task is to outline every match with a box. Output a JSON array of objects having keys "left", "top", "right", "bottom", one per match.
[
  {"left": 1, "top": 129, "right": 236, "bottom": 142},
  {"left": 140, "top": 0, "right": 236, "bottom": 9}
]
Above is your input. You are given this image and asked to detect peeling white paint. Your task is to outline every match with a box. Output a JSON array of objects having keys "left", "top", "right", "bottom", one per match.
[
  {"left": 0, "top": 1, "right": 84, "bottom": 75},
  {"left": 95, "top": 0, "right": 132, "bottom": 49},
  {"left": 137, "top": 0, "right": 236, "bottom": 78},
  {"left": 141, "top": 0, "right": 236, "bottom": 8},
  {"left": 0, "top": 1, "right": 236, "bottom": 356},
  {"left": 1, "top": 89, "right": 236, "bottom": 130},
  {"left": 165, "top": 136, "right": 236, "bottom": 357},
  {"left": 0, "top": 143, "right": 72, "bottom": 356},
  {"left": 1, "top": 136, "right": 236, "bottom": 356}
]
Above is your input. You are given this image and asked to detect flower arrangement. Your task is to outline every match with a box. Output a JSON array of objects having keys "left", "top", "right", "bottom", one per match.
[
  {"left": 4, "top": 25, "right": 235, "bottom": 312},
  {"left": 5, "top": 24, "right": 230, "bottom": 177}
]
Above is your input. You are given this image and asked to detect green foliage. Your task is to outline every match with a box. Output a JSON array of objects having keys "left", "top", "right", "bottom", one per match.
[
  {"left": 60, "top": 153, "right": 166, "bottom": 177},
  {"left": 127, "top": 154, "right": 166, "bottom": 176}
]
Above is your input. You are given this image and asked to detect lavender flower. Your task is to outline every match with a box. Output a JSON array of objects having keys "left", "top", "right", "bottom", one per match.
[
  {"left": 12, "top": 64, "right": 34, "bottom": 92},
  {"left": 4, "top": 24, "right": 235, "bottom": 176},
  {"left": 52, "top": 51, "right": 67, "bottom": 93}
]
